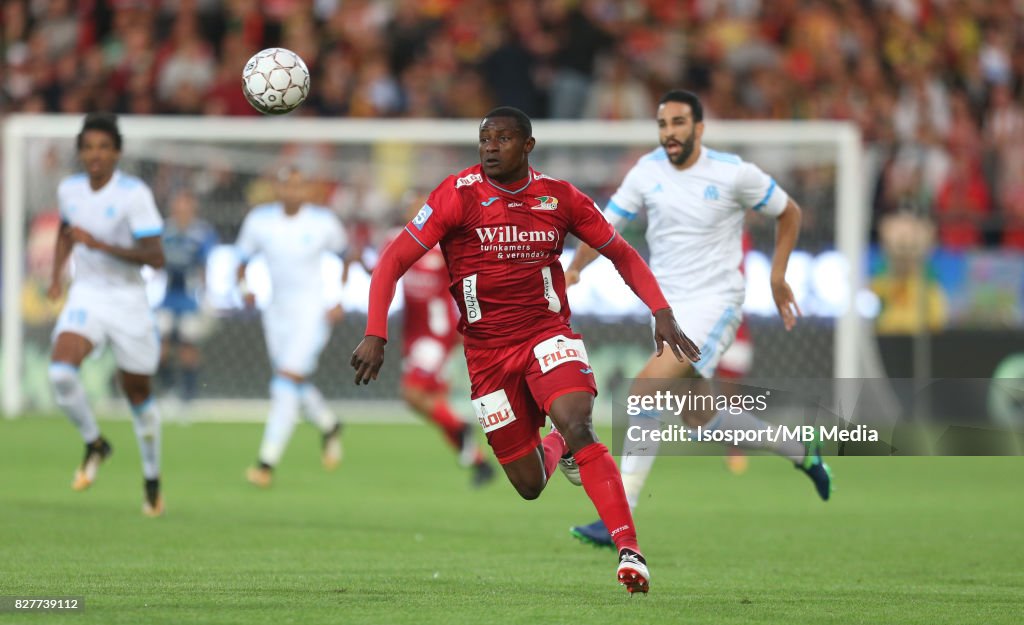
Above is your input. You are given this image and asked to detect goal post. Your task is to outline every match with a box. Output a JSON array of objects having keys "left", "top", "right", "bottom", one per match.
[{"left": 2, "top": 114, "right": 867, "bottom": 417}]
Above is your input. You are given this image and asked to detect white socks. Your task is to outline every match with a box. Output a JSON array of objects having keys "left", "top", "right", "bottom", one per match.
[
  {"left": 49, "top": 363, "right": 100, "bottom": 443},
  {"left": 130, "top": 397, "right": 162, "bottom": 480},
  {"left": 258, "top": 376, "right": 301, "bottom": 466},
  {"left": 299, "top": 383, "right": 338, "bottom": 433},
  {"left": 620, "top": 408, "right": 661, "bottom": 511}
]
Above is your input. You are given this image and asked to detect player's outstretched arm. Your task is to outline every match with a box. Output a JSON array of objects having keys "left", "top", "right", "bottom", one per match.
[
  {"left": 350, "top": 232, "right": 428, "bottom": 385},
  {"left": 70, "top": 228, "right": 165, "bottom": 269},
  {"left": 48, "top": 223, "right": 74, "bottom": 300},
  {"left": 771, "top": 198, "right": 803, "bottom": 331}
]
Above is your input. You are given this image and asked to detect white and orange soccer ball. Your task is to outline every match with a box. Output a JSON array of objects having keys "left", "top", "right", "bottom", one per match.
[{"left": 241, "top": 48, "right": 310, "bottom": 115}]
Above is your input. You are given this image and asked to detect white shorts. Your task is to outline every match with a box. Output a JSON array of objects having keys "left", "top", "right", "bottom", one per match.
[
  {"left": 54, "top": 285, "right": 160, "bottom": 375},
  {"left": 261, "top": 306, "right": 330, "bottom": 377},
  {"left": 156, "top": 309, "right": 216, "bottom": 344},
  {"left": 657, "top": 297, "right": 743, "bottom": 378}
]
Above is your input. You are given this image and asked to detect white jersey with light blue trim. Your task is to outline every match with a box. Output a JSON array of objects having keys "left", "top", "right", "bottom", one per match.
[
  {"left": 604, "top": 145, "right": 788, "bottom": 303},
  {"left": 57, "top": 169, "right": 163, "bottom": 292},
  {"left": 235, "top": 202, "right": 347, "bottom": 308}
]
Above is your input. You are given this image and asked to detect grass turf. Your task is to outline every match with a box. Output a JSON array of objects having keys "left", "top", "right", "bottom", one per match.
[{"left": 1, "top": 416, "right": 1022, "bottom": 624}]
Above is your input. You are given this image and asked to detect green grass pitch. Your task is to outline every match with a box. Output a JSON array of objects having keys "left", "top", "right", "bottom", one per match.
[{"left": 1, "top": 416, "right": 1022, "bottom": 624}]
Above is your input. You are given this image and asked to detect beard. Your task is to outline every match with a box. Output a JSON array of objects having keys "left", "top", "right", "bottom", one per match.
[{"left": 664, "top": 129, "right": 696, "bottom": 165}]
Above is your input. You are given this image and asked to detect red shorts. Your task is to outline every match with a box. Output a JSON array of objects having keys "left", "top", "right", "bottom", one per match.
[{"left": 466, "top": 331, "right": 597, "bottom": 465}]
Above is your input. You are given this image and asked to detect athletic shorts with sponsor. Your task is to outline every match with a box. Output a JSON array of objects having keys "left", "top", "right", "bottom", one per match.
[{"left": 466, "top": 330, "right": 597, "bottom": 464}]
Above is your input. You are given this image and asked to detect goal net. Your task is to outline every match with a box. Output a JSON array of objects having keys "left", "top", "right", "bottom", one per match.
[{"left": 2, "top": 115, "right": 868, "bottom": 419}]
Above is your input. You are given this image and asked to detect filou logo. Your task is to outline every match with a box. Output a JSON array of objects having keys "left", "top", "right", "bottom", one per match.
[
  {"left": 474, "top": 225, "right": 557, "bottom": 244},
  {"left": 540, "top": 339, "right": 581, "bottom": 370},
  {"left": 477, "top": 403, "right": 514, "bottom": 429}
]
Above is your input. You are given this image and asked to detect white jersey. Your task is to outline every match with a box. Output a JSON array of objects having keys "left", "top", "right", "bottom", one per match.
[
  {"left": 605, "top": 146, "right": 789, "bottom": 304},
  {"left": 57, "top": 170, "right": 163, "bottom": 293},
  {"left": 235, "top": 202, "right": 347, "bottom": 309}
]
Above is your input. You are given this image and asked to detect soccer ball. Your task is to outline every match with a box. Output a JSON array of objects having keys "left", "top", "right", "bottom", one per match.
[{"left": 241, "top": 48, "right": 310, "bottom": 115}]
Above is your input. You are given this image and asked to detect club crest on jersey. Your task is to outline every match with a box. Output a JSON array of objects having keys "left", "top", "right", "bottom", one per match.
[
  {"left": 531, "top": 196, "right": 559, "bottom": 211},
  {"left": 412, "top": 204, "right": 433, "bottom": 230},
  {"left": 704, "top": 185, "right": 719, "bottom": 201},
  {"left": 456, "top": 173, "right": 483, "bottom": 188},
  {"left": 533, "top": 335, "right": 589, "bottom": 374}
]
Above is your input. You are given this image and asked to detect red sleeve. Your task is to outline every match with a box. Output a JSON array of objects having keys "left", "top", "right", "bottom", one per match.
[
  {"left": 597, "top": 233, "right": 670, "bottom": 315},
  {"left": 367, "top": 178, "right": 461, "bottom": 339},
  {"left": 404, "top": 178, "right": 460, "bottom": 250},
  {"left": 365, "top": 230, "right": 431, "bottom": 341}
]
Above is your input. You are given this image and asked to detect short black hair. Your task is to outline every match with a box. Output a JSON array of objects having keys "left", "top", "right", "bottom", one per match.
[
  {"left": 76, "top": 112, "right": 122, "bottom": 151},
  {"left": 482, "top": 106, "right": 532, "bottom": 138},
  {"left": 658, "top": 90, "right": 703, "bottom": 122}
]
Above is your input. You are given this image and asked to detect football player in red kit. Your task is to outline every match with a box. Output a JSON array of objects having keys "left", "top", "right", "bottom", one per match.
[{"left": 351, "top": 107, "right": 700, "bottom": 594}]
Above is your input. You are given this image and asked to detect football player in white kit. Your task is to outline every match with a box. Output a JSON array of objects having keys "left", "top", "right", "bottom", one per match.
[
  {"left": 48, "top": 113, "right": 167, "bottom": 517},
  {"left": 565, "top": 91, "right": 833, "bottom": 547},
  {"left": 236, "top": 167, "right": 346, "bottom": 487}
]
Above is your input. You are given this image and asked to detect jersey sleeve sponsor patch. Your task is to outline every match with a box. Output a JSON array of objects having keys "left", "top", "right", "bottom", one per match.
[
  {"left": 411, "top": 204, "right": 433, "bottom": 230},
  {"left": 532, "top": 334, "right": 590, "bottom": 374}
]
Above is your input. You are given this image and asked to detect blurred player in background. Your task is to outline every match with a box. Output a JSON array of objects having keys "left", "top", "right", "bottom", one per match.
[
  {"left": 566, "top": 90, "right": 830, "bottom": 548},
  {"left": 351, "top": 107, "right": 702, "bottom": 594},
  {"left": 235, "top": 167, "right": 345, "bottom": 487},
  {"left": 48, "top": 112, "right": 166, "bottom": 517},
  {"left": 156, "top": 189, "right": 219, "bottom": 411},
  {"left": 393, "top": 199, "right": 496, "bottom": 488}
]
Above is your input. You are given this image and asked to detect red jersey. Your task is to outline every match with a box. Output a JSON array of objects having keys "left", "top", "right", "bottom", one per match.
[
  {"left": 403, "top": 165, "right": 617, "bottom": 349},
  {"left": 401, "top": 247, "right": 459, "bottom": 348}
]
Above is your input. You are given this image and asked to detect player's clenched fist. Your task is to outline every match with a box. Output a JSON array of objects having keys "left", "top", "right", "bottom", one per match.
[{"left": 351, "top": 335, "right": 386, "bottom": 385}]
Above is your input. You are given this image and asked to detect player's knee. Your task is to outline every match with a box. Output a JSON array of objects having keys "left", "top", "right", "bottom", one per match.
[
  {"left": 560, "top": 419, "right": 597, "bottom": 450},
  {"left": 512, "top": 479, "right": 544, "bottom": 500},
  {"left": 48, "top": 363, "right": 79, "bottom": 395}
]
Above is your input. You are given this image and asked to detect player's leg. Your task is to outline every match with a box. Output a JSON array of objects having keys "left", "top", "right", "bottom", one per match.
[
  {"left": 248, "top": 312, "right": 303, "bottom": 485},
  {"left": 50, "top": 329, "right": 110, "bottom": 491},
  {"left": 677, "top": 308, "right": 833, "bottom": 500},
  {"left": 290, "top": 319, "right": 344, "bottom": 470},
  {"left": 155, "top": 309, "right": 176, "bottom": 395},
  {"left": 569, "top": 342, "right": 695, "bottom": 548},
  {"left": 548, "top": 390, "right": 649, "bottom": 594},
  {"left": 177, "top": 310, "right": 215, "bottom": 404},
  {"left": 248, "top": 371, "right": 304, "bottom": 486},
  {"left": 110, "top": 313, "right": 164, "bottom": 517},
  {"left": 298, "top": 381, "right": 343, "bottom": 470},
  {"left": 466, "top": 345, "right": 553, "bottom": 498},
  {"left": 528, "top": 333, "right": 649, "bottom": 593}
]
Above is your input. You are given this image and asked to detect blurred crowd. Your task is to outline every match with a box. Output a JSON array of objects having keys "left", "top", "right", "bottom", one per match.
[{"left": 4, "top": 0, "right": 1024, "bottom": 249}]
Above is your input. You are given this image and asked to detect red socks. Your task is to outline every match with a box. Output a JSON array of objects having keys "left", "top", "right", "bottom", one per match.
[
  {"left": 575, "top": 442, "right": 640, "bottom": 554},
  {"left": 541, "top": 429, "right": 568, "bottom": 478},
  {"left": 429, "top": 400, "right": 465, "bottom": 449}
]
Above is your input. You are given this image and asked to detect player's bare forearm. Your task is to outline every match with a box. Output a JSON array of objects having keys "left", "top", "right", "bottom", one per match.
[
  {"left": 771, "top": 199, "right": 801, "bottom": 283},
  {"left": 771, "top": 199, "right": 803, "bottom": 330},
  {"left": 569, "top": 240, "right": 598, "bottom": 272},
  {"left": 49, "top": 226, "right": 73, "bottom": 298}
]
